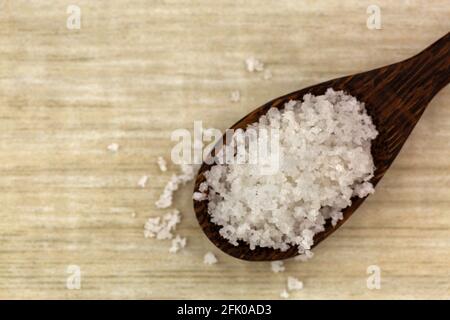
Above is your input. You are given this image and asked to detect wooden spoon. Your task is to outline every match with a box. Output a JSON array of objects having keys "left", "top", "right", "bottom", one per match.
[{"left": 193, "top": 32, "right": 450, "bottom": 261}]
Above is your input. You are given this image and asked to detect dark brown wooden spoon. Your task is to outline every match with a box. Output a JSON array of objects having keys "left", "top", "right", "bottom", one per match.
[{"left": 194, "top": 32, "right": 450, "bottom": 261}]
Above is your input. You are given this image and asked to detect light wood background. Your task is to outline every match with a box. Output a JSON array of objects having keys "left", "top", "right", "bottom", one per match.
[{"left": 0, "top": 0, "right": 449, "bottom": 300}]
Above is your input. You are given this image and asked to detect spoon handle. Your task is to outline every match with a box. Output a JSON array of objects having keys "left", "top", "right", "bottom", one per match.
[
  {"left": 405, "top": 32, "right": 450, "bottom": 97},
  {"left": 361, "top": 32, "right": 450, "bottom": 127}
]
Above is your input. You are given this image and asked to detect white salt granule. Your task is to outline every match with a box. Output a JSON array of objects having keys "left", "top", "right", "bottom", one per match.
[
  {"left": 157, "top": 156, "right": 167, "bottom": 172},
  {"left": 294, "top": 250, "right": 314, "bottom": 262},
  {"left": 145, "top": 162, "right": 199, "bottom": 252},
  {"left": 193, "top": 192, "right": 207, "bottom": 201},
  {"left": 199, "top": 182, "right": 208, "bottom": 193},
  {"left": 271, "top": 261, "right": 285, "bottom": 273},
  {"left": 280, "top": 290, "right": 290, "bottom": 299},
  {"left": 144, "top": 209, "right": 181, "bottom": 240},
  {"left": 203, "top": 252, "right": 218, "bottom": 265},
  {"left": 230, "top": 90, "right": 241, "bottom": 103},
  {"left": 287, "top": 277, "right": 303, "bottom": 291},
  {"left": 155, "top": 164, "right": 199, "bottom": 209},
  {"left": 138, "top": 175, "right": 148, "bottom": 188},
  {"left": 169, "top": 235, "right": 187, "bottom": 253},
  {"left": 245, "top": 57, "right": 264, "bottom": 72},
  {"left": 107, "top": 143, "right": 119, "bottom": 152},
  {"left": 202, "top": 89, "right": 378, "bottom": 254},
  {"left": 331, "top": 211, "right": 343, "bottom": 227},
  {"left": 353, "top": 181, "right": 375, "bottom": 198}
]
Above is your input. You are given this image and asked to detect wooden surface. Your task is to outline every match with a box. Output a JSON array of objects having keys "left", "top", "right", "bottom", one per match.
[{"left": 0, "top": 0, "right": 449, "bottom": 299}]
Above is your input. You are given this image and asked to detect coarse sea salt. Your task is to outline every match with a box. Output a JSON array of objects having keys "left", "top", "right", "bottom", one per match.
[
  {"left": 107, "top": 143, "right": 119, "bottom": 152},
  {"left": 138, "top": 175, "right": 149, "bottom": 188},
  {"left": 145, "top": 161, "right": 199, "bottom": 254},
  {"left": 271, "top": 261, "right": 285, "bottom": 273},
  {"left": 169, "top": 235, "right": 187, "bottom": 253},
  {"left": 287, "top": 276, "right": 303, "bottom": 291},
  {"left": 245, "top": 57, "right": 264, "bottom": 72},
  {"left": 144, "top": 209, "right": 181, "bottom": 240},
  {"left": 294, "top": 249, "right": 314, "bottom": 262},
  {"left": 193, "top": 192, "right": 207, "bottom": 201},
  {"left": 198, "top": 182, "right": 208, "bottom": 193},
  {"left": 203, "top": 252, "right": 218, "bottom": 265},
  {"left": 230, "top": 90, "right": 241, "bottom": 103},
  {"left": 157, "top": 156, "right": 168, "bottom": 172},
  {"left": 155, "top": 164, "right": 198, "bottom": 209},
  {"left": 201, "top": 89, "right": 378, "bottom": 254},
  {"left": 280, "top": 290, "right": 290, "bottom": 299}
]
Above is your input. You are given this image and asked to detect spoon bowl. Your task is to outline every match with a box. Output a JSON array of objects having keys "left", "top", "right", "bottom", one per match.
[{"left": 194, "top": 32, "right": 450, "bottom": 261}]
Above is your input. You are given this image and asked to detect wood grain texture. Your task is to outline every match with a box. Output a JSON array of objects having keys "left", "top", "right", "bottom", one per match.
[{"left": 0, "top": 0, "right": 449, "bottom": 299}]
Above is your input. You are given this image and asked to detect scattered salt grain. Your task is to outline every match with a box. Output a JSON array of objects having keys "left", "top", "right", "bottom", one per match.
[
  {"left": 138, "top": 175, "right": 148, "bottom": 188},
  {"left": 204, "top": 88, "right": 378, "bottom": 254},
  {"left": 271, "top": 261, "right": 285, "bottom": 273},
  {"left": 107, "top": 143, "right": 119, "bottom": 152},
  {"left": 144, "top": 209, "right": 181, "bottom": 240},
  {"left": 169, "top": 235, "right": 187, "bottom": 253},
  {"left": 203, "top": 252, "right": 218, "bottom": 265},
  {"left": 155, "top": 164, "right": 199, "bottom": 209},
  {"left": 157, "top": 156, "right": 168, "bottom": 172},
  {"left": 230, "top": 90, "right": 241, "bottom": 103},
  {"left": 287, "top": 277, "right": 303, "bottom": 291},
  {"left": 245, "top": 57, "right": 264, "bottom": 72},
  {"left": 280, "top": 290, "right": 290, "bottom": 299},
  {"left": 145, "top": 162, "right": 200, "bottom": 252}
]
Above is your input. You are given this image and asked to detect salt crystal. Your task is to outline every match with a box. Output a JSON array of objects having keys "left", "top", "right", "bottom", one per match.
[
  {"left": 245, "top": 57, "right": 264, "bottom": 72},
  {"left": 353, "top": 181, "right": 375, "bottom": 198},
  {"left": 203, "top": 252, "right": 218, "bottom": 265},
  {"left": 294, "top": 250, "right": 314, "bottom": 262},
  {"left": 287, "top": 277, "right": 303, "bottom": 291},
  {"left": 138, "top": 175, "right": 148, "bottom": 188},
  {"left": 271, "top": 261, "right": 285, "bottom": 273},
  {"left": 107, "top": 143, "right": 119, "bottom": 152},
  {"left": 144, "top": 209, "right": 181, "bottom": 240},
  {"left": 155, "top": 164, "right": 199, "bottom": 209},
  {"left": 145, "top": 163, "right": 200, "bottom": 253},
  {"left": 193, "top": 192, "right": 207, "bottom": 201},
  {"left": 280, "top": 290, "right": 290, "bottom": 299},
  {"left": 230, "top": 90, "right": 241, "bottom": 103},
  {"left": 169, "top": 235, "right": 187, "bottom": 253},
  {"left": 157, "top": 156, "right": 167, "bottom": 172},
  {"left": 331, "top": 211, "right": 344, "bottom": 227},
  {"left": 199, "top": 182, "right": 208, "bottom": 193}
]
